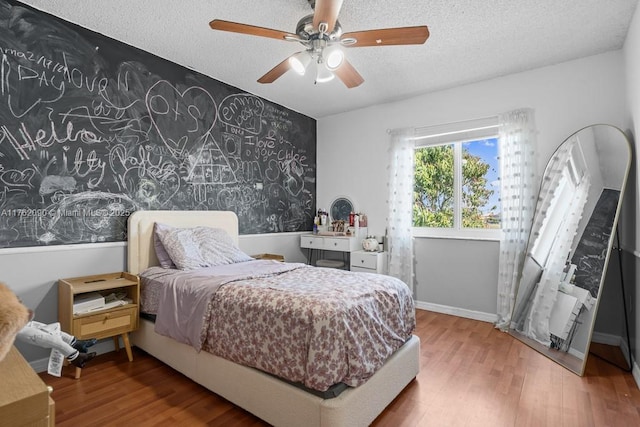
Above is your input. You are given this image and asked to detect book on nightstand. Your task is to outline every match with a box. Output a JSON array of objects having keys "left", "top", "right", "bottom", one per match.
[{"left": 73, "top": 292, "right": 105, "bottom": 314}]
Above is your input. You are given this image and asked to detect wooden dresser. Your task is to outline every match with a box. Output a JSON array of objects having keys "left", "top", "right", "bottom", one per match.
[{"left": 0, "top": 346, "right": 54, "bottom": 426}]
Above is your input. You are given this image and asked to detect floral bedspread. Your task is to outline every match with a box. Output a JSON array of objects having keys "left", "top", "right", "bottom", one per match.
[{"left": 141, "top": 260, "right": 415, "bottom": 391}]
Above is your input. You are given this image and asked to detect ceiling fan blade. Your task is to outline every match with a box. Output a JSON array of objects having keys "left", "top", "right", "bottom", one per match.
[
  {"left": 313, "top": 0, "right": 344, "bottom": 33},
  {"left": 210, "top": 19, "right": 296, "bottom": 41},
  {"left": 257, "top": 57, "right": 292, "bottom": 84},
  {"left": 343, "top": 26, "right": 430, "bottom": 47},
  {"left": 333, "top": 59, "right": 364, "bottom": 88}
]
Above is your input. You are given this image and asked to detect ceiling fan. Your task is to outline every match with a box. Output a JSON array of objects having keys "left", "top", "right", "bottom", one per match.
[{"left": 209, "top": 0, "right": 429, "bottom": 88}]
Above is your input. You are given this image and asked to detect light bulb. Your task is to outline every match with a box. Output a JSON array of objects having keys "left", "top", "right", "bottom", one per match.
[
  {"left": 324, "top": 46, "right": 344, "bottom": 70},
  {"left": 289, "top": 52, "right": 311, "bottom": 75},
  {"left": 316, "top": 64, "right": 334, "bottom": 83}
]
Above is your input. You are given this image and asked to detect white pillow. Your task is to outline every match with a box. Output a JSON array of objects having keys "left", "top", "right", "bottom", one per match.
[
  {"left": 153, "top": 223, "right": 177, "bottom": 269},
  {"left": 157, "top": 225, "right": 252, "bottom": 270}
]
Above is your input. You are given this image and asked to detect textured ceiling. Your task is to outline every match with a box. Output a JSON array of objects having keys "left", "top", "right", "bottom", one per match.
[{"left": 16, "top": 0, "right": 640, "bottom": 118}]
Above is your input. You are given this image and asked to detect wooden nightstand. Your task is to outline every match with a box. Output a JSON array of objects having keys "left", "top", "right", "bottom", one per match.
[{"left": 58, "top": 272, "right": 139, "bottom": 378}]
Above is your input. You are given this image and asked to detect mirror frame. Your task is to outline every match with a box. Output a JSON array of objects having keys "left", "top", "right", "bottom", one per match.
[
  {"left": 329, "top": 196, "right": 355, "bottom": 223},
  {"left": 508, "top": 124, "right": 631, "bottom": 375}
]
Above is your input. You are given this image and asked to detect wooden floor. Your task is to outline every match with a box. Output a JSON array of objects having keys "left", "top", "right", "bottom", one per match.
[{"left": 40, "top": 309, "right": 640, "bottom": 426}]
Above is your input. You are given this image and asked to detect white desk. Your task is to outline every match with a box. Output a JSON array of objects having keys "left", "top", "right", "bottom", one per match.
[{"left": 300, "top": 231, "right": 366, "bottom": 267}]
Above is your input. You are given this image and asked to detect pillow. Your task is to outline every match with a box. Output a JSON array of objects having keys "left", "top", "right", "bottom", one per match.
[
  {"left": 157, "top": 225, "right": 253, "bottom": 270},
  {"left": 153, "top": 223, "right": 177, "bottom": 269}
]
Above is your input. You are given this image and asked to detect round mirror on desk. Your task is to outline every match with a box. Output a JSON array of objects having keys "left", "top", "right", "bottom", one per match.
[{"left": 330, "top": 197, "right": 355, "bottom": 222}]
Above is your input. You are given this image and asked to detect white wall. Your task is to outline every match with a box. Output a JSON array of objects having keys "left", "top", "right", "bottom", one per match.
[
  {"left": 623, "top": 0, "right": 640, "bottom": 378},
  {"left": 317, "top": 50, "right": 628, "bottom": 317}
]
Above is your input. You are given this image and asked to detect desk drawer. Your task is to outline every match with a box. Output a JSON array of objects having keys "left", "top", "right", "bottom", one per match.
[
  {"left": 72, "top": 306, "right": 137, "bottom": 339},
  {"left": 300, "top": 235, "right": 324, "bottom": 249},
  {"left": 324, "top": 238, "right": 351, "bottom": 251},
  {"left": 351, "top": 251, "right": 378, "bottom": 270}
]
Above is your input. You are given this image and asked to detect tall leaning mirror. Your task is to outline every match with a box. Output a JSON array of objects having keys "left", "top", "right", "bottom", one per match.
[{"left": 509, "top": 124, "right": 631, "bottom": 375}]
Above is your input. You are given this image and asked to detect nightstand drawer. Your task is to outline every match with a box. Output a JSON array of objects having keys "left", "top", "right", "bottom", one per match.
[
  {"left": 350, "top": 250, "right": 387, "bottom": 274},
  {"left": 73, "top": 306, "right": 137, "bottom": 339},
  {"left": 351, "top": 251, "right": 379, "bottom": 270}
]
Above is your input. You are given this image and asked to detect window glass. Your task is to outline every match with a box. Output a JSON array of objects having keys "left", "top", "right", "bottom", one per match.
[
  {"left": 413, "top": 136, "right": 500, "bottom": 238},
  {"left": 414, "top": 144, "right": 454, "bottom": 228},
  {"left": 462, "top": 138, "right": 500, "bottom": 229}
]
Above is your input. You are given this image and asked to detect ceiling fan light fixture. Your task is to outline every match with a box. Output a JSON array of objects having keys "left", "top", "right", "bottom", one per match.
[
  {"left": 324, "top": 45, "right": 344, "bottom": 70},
  {"left": 315, "top": 63, "right": 335, "bottom": 83},
  {"left": 210, "top": 4, "right": 429, "bottom": 89},
  {"left": 289, "top": 51, "right": 311, "bottom": 75}
]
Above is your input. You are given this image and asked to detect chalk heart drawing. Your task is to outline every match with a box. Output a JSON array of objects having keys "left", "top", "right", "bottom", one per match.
[
  {"left": 146, "top": 81, "right": 218, "bottom": 158},
  {"left": 0, "top": 168, "right": 35, "bottom": 188}
]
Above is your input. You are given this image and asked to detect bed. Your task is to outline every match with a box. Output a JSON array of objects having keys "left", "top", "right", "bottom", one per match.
[{"left": 127, "top": 210, "right": 420, "bottom": 427}]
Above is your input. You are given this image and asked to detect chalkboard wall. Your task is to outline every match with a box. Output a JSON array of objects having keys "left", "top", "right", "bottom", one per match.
[{"left": 0, "top": 1, "right": 316, "bottom": 247}]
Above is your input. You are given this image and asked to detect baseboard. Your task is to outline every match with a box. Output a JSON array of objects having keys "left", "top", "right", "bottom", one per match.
[
  {"left": 415, "top": 300, "right": 498, "bottom": 323},
  {"left": 633, "top": 359, "right": 640, "bottom": 389},
  {"left": 557, "top": 332, "right": 621, "bottom": 360},
  {"left": 597, "top": 331, "right": 640, "bottom": 389},
  {"left": 30, "top": 356, "right": 49, "bottom": 373},
  {"left": 591, "top": 331, "right": 623, "bottom": 347},
  {"left": 29, "top": 339, "right": 116, "bottom": 373}
]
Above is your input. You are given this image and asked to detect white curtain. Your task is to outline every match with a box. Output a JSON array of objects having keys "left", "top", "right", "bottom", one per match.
[
  {"left": 495, "top": 109, "right": 538, "bottom": 330},
  {"left": 386, "top": 129, "right": 416, "bottom": 295}
]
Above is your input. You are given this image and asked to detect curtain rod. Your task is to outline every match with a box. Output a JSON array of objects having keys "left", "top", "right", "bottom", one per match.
[{"left": 387, "top": 114, "right": 499, "bottom": 135}]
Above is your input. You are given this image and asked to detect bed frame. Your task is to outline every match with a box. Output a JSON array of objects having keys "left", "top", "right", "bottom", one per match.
[{"left": 127, "top": 210, "right": 420, "bottom": 427}]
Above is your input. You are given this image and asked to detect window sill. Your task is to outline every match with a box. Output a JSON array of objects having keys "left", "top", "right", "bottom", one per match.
[{"left": 412, "top": 228, "right": 500, "bottom": 242}]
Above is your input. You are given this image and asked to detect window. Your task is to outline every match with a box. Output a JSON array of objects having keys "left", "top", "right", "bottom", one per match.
[{"left": 411, "top": 117, "right": 500, "bottom": 239}]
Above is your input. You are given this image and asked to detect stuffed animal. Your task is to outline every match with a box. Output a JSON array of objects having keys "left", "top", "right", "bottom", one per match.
[{"left": 0, "top": 282, "right": 30, "bottom": 362}]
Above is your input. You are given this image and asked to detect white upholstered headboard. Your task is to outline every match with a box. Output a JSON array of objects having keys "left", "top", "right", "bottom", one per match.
[{"left": 127, "top": 210, "right": 239, "bottom": 274}]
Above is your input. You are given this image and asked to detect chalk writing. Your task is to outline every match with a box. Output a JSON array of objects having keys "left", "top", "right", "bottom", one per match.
[{"left": 0, "top": 0, "right": 316, "bottom": 247}]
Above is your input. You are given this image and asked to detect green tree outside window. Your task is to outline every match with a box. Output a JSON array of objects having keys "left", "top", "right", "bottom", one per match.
[{"left": 413, "top": 140, "right": 499, "bottom": 229}]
